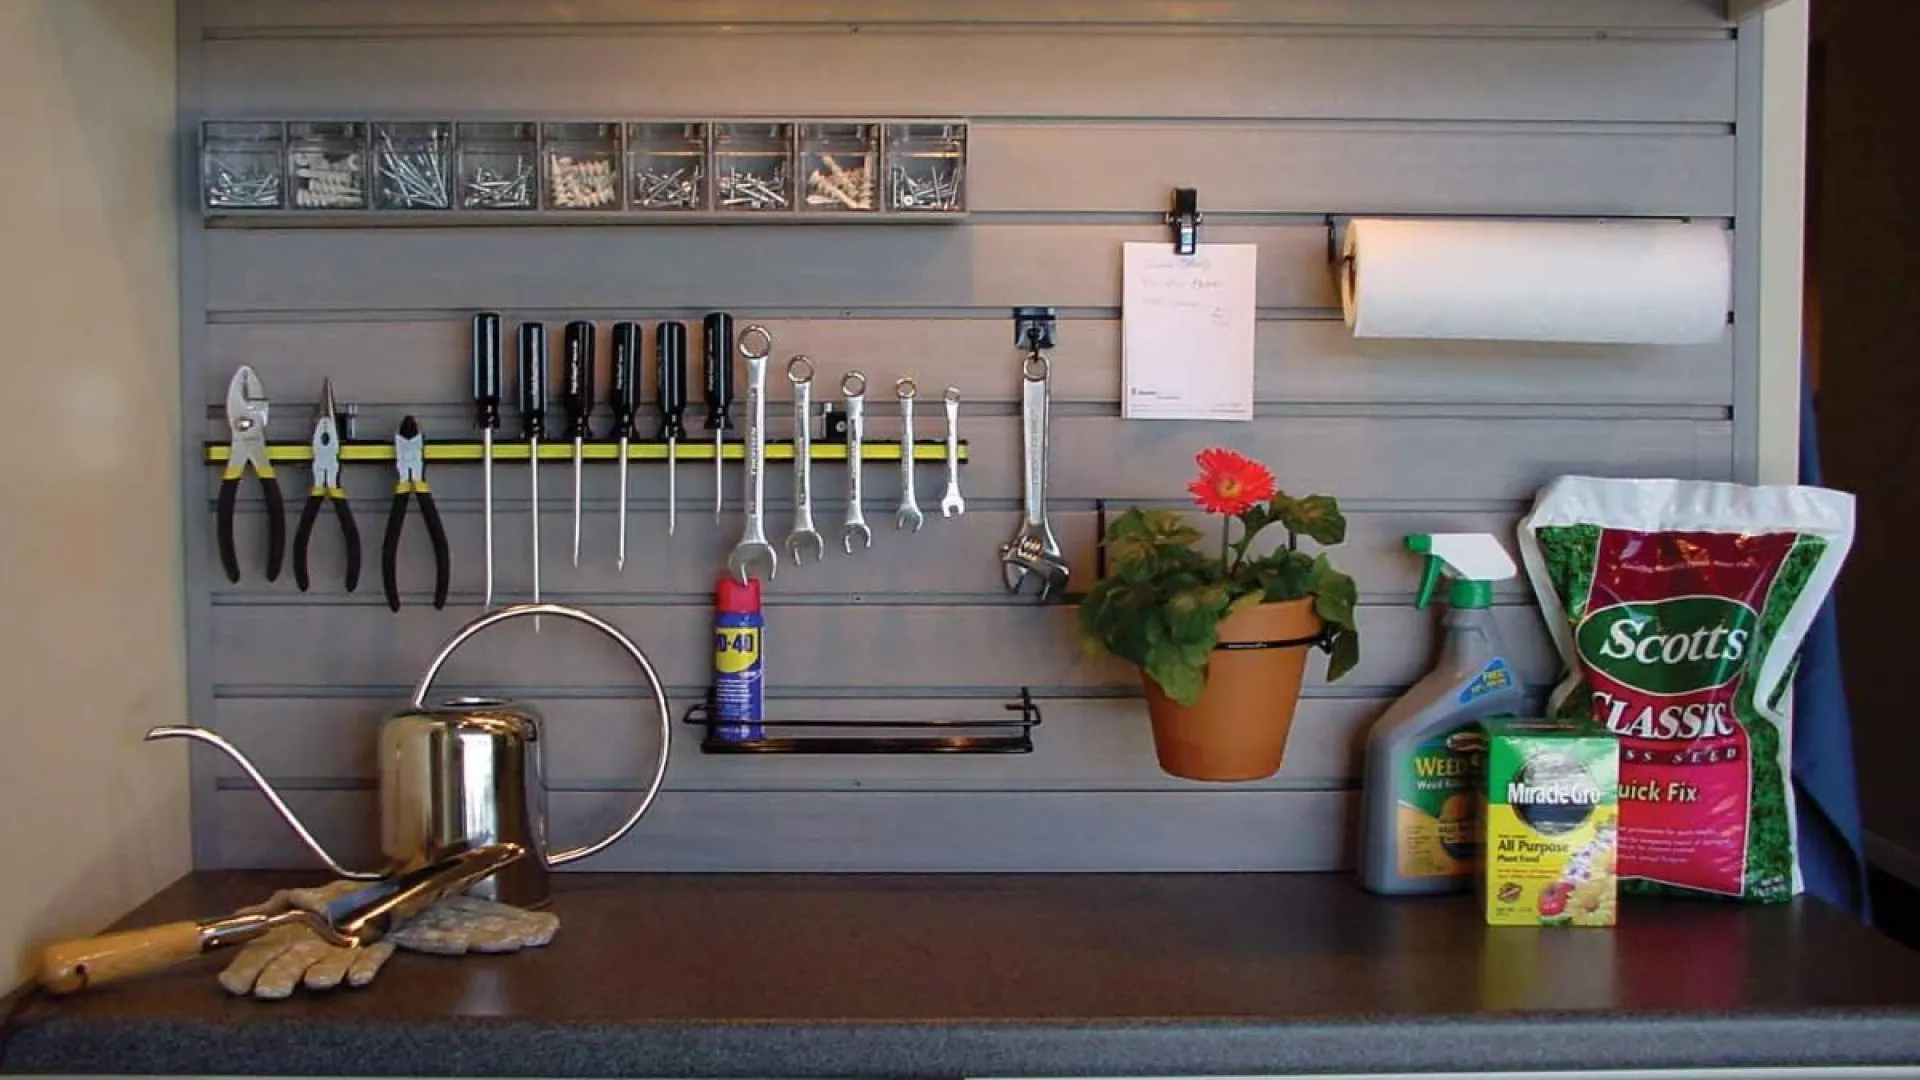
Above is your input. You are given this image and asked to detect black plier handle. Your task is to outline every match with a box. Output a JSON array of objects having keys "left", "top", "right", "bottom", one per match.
[
  {"left": 295, "top": 483, "right": 362, "bottom": 593},
  {"left": 382, "top": 416, "right": 450, "bottom": 612},
  {"left": 217, "top": 461, "right": 286, "bottom": 584}
]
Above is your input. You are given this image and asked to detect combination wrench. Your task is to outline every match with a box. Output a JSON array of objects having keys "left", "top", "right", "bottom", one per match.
[
  {"left": 841, "top": 372, "right": 873, "bottom": 554},
  {"left": 1000, "top": 351, "right": 1069, "bottom": 599},
  {"left": 940, "top": 387, "right": 965, "bottom": 518},
  {"left": 785, "top": 356, "right": 825, "bottom": 564},
  {"left": 894, "top": 378, "right": 924, "bottom": 532},
  {"left": 726, "top": 325, "right": 778, "bottom": 583}
]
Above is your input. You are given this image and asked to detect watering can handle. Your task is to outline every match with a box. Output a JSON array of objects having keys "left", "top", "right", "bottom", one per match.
[{"left": 410, "top": 603, "right": 672, "bottom": 867}]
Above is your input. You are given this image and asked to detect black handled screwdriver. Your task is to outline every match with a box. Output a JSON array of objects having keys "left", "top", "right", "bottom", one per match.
[
  {"left": 472, "top": 312, "right": 502, "bottom": 609},
  {"left": 563, "top": 320, "right": 596, "bottom": 568},
  {"left": 611, "top": 321, "right": 641, "bottom": 570},
  {"left": 657, "top": 321, "right": 689, "bottom": 536},
  {"left": 517, "top": 322, "right": 549, "bottom": 614},
  {"left": 703, "top": 312, "right": 735, "bottom": 520}
]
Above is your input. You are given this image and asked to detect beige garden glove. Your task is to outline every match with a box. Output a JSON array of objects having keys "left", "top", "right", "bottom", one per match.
[{"left": 218, "top": 881, "right": 558, "bottom": 1000}]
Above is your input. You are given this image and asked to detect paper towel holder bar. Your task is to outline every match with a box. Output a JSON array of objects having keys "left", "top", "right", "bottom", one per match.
[
  {"left": 1168, "top": 187, "right": 1201, "bottom": 255},
  {"left": 1327, "top": 213, "right": 1704, "bottom": 265}
]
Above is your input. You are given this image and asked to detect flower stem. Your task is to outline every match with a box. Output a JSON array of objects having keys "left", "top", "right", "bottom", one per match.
[{"left": 1221, "top": 516, "right": 1234, "bottom": 573}]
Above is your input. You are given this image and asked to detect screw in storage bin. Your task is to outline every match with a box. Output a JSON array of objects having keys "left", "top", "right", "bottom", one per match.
[
  {"left": 885, "top": 122, "right": 967, "bottom": 213},
  {"left": 374, "top": 121, "right": 454, "bottom": 210},
  {"left": 202, "top": 121, "right": 286, "bottom": 210},
  {"left": 712, "top": 122, "right": 795, "bottom": 212},
  {"left": 287, "top": 121, "right": 367, "bottom": 210},
  {"left": 542, "top": 121, "right": 622, "bottom": 210},
  {"left": 457, "top": 122, "right": 537, "bottom": 210},
  {"left": 627, "top": 122, "right": 708, "bottom": 210},
  {"left": 799, "top": 122, "right": 880, "bottom": 212}
]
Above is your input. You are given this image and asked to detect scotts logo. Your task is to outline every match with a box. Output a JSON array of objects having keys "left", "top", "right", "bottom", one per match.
[
  {"left": 1509, "top": 751, "right": 1600, "bottom": 836},
  {"left": 1575, "top": 597, "right": 1757, "bottom": 696}
]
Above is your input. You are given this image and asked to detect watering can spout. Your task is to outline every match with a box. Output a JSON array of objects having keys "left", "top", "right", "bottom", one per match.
[{"left": 145, "top": 725, "right": 384, "bottom": 881}]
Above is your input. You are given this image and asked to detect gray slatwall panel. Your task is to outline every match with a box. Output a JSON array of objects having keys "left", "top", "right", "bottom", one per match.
[
  {"left": 199, "top": 225, "right": 1327, "bottom": 314},
  {"left": 205, "top": 696, "right": 1388, "bottom": 789},
  {"left": 201, "top": 417, "right": 1735, "bottom": 504},
  {"left": 210, "top": 509, "right": 1529, "bottom": 603},
  {"left": 973, "top": 127, "right": 1735, "bottom": 217},
  {"left": 208, "top": 318, "right": 1736, "bottom": 408},
  {"left": 207, "top": 602, "right": 1556, "bottom": 695},
  {"left": 202, "top": 33, "right": 1735, "bottom": 122},
  {"left": 182, "top": 0, "right": 1752, "bottom": 872},
  {"left": 200, "top": 1, "right": 1733, "bottom": 33},
  {"left": 212, "top": 789, "right": 1356, "bottom": 871}
]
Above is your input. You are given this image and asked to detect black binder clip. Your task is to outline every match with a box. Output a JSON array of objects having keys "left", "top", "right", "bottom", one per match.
[{"left": 1168, "top": 187, "right": 1201, "bottom": 256}]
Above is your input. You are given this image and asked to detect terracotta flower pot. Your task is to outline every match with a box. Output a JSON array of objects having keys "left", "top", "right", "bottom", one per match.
[{"left": 1143, "top": 597, "right": 1323, "bottom": 782}]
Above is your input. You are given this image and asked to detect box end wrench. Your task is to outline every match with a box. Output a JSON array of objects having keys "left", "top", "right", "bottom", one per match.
[
  {"left": 1000, "top": 351, "right": 1069, "bottom": 599},
  {"left": 785, "top": 357, "right": 826, "bottom": 564},
  {"left": 727, "top": 325, "right": 778, "bottom": 584},
  {"left": 894, "top": 378, "right": 924, "bottom": 533},
  {"left": 842, "top": 372, "right": 873, "bottom": 554},
  {"left": 940, "top": 387, "right": 965, "bottom": 518}
]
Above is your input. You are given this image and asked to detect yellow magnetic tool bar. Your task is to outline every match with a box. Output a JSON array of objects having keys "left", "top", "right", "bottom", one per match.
[{"left": 206, "top": 441, "right": 968, "bottom": 464}]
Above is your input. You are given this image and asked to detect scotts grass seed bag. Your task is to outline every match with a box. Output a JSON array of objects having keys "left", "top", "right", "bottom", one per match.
[{"left": 1519, "top": 477, "right": 1854, "bottom": 902}]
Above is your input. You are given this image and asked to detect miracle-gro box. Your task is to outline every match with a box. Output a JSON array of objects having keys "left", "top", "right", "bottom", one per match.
[{"left": 1484, "top": 718, "right": 1619, "bottom": 927}]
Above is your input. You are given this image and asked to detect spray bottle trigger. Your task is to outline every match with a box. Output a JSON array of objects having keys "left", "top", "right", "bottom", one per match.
[{"left": 1407, "top": 534, "right": 1440, "bottom": 610}]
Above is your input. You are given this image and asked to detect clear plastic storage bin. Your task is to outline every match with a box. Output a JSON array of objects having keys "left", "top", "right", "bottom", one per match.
[
  {"left": 288, "top": 122, "right": 367, "bottom": 210},
  {"left": 373, "top": 121, "right": 453, "bottom": 210},
  {"left": 202, "top": 121, "right": 285, "bottom": 210},
  {"left": 884, "top": 122, "right": 967, "bottom": 213},
  {"left": 542, "top": 122, "right": 622, "bottom": 210},
  {"left": 712, "top": 123, "right": 794, "bottom": 212},
  {"left": 799, "top": 123, "right": 879, "bottom": 213},
  {"left": 456, "top": 122, "right": 537, "bottom": 210},
  {"left": 627, "top": 123, "right": 707, "bottom": 211}
]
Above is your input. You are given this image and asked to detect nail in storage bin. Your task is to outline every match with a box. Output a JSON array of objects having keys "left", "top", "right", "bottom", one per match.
[
  {"left": 885, "top": 122, "right": 967, "bottom": 213},
  {"left": 713, "top": 123, "right": 794, "bottom": 212},
  {"left": 288, "top": 121, "right": 368, "bottom": 210},
  {"left": 799, "top": 123, "right": 879, "bottom": 212},
  {"left": 457, "top": 122, "right": 537, "bottom": 210},
  {"left": 543, "top": 122, "right": 622, "bottom": 210},
  {"left": 202, "top": 121, "right": 285, "bottom": 210},
  {"left": 374, "top": 121, "right": 453, "bottom": 210},
  {"left": 628, "top": 123, "right": 707, "bottom": 211}
]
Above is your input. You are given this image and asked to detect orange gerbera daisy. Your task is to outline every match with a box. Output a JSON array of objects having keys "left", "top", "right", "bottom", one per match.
[{"left": 1187, "top": 448, "right": 1276, "bottom": 516}]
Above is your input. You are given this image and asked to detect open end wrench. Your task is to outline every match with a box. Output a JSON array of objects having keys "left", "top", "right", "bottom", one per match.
[
  {"left": 940, "top": 387, "right": 965, "bottom": 518},
  {"left": 727, "top": 326, "right": 778, "bottom": 583},
  {"left": 785, "top": 356, "right": 825, "bottom": 564},
  {"left": 842, "top": 372, "right": 872, "bottom": 554},
  {"left": 894, "top": 378, "right": 924, "bottom": 532},
  {"left": 1001, "top": 351, "right": 1069, "bottom": 599}
]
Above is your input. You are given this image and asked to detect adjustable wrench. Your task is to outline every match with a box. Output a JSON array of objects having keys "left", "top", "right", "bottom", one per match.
[
  {"left": 842, "top": 372, "right": 872, "bottom": 554},
  {"left": 894, "top": 378, "right": 924, "bottom": 532},
  {"left": 940, "top": 387, "right": 965, "bottom": 518},
  {"left": 785, "top": 356, "right": 825, "bottom": 564},
  {"left": 726, "top": 326, "right": 778, "bottom": 583},
  {"left": 1000, "top": 352, "right": 1069, "bottom": 599}
]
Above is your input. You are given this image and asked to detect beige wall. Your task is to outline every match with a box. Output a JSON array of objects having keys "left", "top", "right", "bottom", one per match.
[{"left": 0, "top": 0, "right": 189, "bottom": 990}]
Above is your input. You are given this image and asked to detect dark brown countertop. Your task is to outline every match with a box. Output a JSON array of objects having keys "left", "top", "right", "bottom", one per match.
[{"left": 5, "top": 872, "right": 1920, "bottom": 1076}]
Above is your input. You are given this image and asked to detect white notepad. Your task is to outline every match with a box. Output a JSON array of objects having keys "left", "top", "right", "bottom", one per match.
[{"left": 1121, "top": 242, "right": 1258, "bottom": 421}]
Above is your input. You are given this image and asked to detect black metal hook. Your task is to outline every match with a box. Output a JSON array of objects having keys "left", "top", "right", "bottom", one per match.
[{"left": 1168, "top": 187, "right": 1201, "bottom": 255}]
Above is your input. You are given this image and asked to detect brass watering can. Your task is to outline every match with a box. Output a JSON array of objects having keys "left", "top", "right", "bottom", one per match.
[{"left": 151, "top": 604, "right": 672, "bottom": 909}]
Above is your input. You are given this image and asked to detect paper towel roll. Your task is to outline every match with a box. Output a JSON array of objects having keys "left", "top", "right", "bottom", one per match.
[{"left": 1340, "top": 219, "right": 1730, "bottom": 345}]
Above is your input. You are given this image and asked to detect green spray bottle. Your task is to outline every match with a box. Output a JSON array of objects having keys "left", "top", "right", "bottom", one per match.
[{"left": 1359, "top": 533, "right": 1523, "bottom": 895}]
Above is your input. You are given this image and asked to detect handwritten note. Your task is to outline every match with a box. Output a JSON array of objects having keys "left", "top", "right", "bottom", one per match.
[{"left": 1121, "top": 242, "right": 1258, "bottom": 421}]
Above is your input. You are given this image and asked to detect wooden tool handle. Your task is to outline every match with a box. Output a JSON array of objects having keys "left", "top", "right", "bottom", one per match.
[{"left": 38, "top": 921, "right": 206, "bottom": 994}]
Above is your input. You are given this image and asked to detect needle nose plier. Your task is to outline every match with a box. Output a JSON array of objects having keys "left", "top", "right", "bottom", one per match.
[
  {"left": 293, "top": 380, "right": 362, "bottom": 593},
  {"left": 382, "top": 416, "right": 451, "bottom": 612},
  {"left": 218, "top": 365, "right": 286, "bottom": 583}
]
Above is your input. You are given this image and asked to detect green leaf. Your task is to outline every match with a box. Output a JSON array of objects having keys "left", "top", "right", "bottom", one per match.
[
  {"left": 1103, "top": 508, "right": 1204, "bottom": 573},
  {"left": 1227, "top": 589, "right": 1267, "bottom": 619},
  {"left": 1279, "top": 494, "right": 1347, "bottom": 546},
  {"left": 1257, "top": 551, "right": 1318, "bottom": 603},
  {"left": 1309, "top": 556, "right": 1359, "bottom": 631},
  {"left": 1145, "top": 651, "right": 1208, "bottom": 707},
  {"left": 1164, "top": 584, "right": 1230, "bottom": 646},
  {"left": 1324, "top": 628, "right": 1360, "bottom": 683}
]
